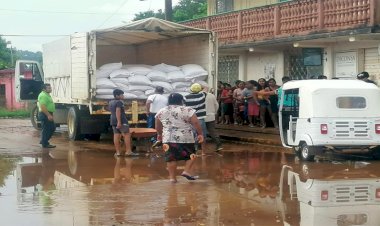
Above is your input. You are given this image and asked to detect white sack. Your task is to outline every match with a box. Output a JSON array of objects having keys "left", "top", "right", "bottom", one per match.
[
  {"left": 128, "top": 75, "right": 153, "bottom": 86},
  {"left": 96, "top": 78, "right": 117, "bottom": 89},
  {"left": 145, "top": 89, "right": 156, "bottom": 96},
  {"left": 96, "top": 69, "right": 113, "bottom": 79},
  {"left": 185, "top": 73, "right": 208, "bottom": 81},
  {"left": 168, "top": 71, "right": 186, "bottom": 82},
  {"left": 122, "top": 65, "right": 152, "bottom": 76},
  {"left": 174, "top": 87, "right": 190, "bottom": 92},
  {"left": 152, "top": 63, "right": 180, "bottom": 73},
  {"left": 95, "top": 94, "right": 114, "bottom": 100},
  {"left": 114, "top": 83, "right": 129, "bottom": 91},
  {"left": 110, "top": 78, "right": 129, "bottom": 85},
  {"left": 109, "top": 69, "right": 133, "bottom": 78},
  {"left": 180, "top": 64, "right": 207, "bottom": 77},
  {"left": 146, "top": 70, "right": 169, "bottom": 82},
  {"left": 192, "top": 80, "right": 209, "bottom": 88},
  {"left": 171, "top": 82, "right": 191, "bottom": 89},
  {"left": 99, "top": 62, "right": 122, "bottom": 70},
  {"left": 128, "top": 85, "right": 154, "bottom": 91},
  {"left": 151, "top": 81, "right": 173, "bottom": 93},
  {"left": 96, "top": 89, "right": 114, "bottom": 95},
  {"left": 123, "top": 93, "right": 138, "bottom": 99},
  {"left": 128, "top": 90, "right": 145, "bottom": 97}
]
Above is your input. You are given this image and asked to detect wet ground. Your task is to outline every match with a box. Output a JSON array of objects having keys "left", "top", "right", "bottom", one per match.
[{"left": 1, "top": 119, "right": 380, "bottom": 226}]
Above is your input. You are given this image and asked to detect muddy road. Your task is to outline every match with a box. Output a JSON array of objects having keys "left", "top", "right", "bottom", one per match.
[{"left": 1, "top": 119, "right": 380, "bottom": 226}]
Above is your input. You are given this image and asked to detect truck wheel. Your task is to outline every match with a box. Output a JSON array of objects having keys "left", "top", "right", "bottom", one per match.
[
  {"left": 299, "top": 143, "right": 315, "bottom": 161},
  {"left": 371, "top": 146, "right": 380, "bottom": 160},
  {"left": 30, "top": 105, "right": 41, "bottom": 130},
  {"left": 67, "top": 107, "right": 83, "bottom": 140}
]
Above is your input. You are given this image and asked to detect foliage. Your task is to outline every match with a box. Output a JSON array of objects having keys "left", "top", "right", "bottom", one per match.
[
  {"left": 133, "top": 0, "right": 207, "bottom": 22},
  {"left": 173, "top": 0, "right": 207, "bottom": 22},
  {"left": 0, "top": 108, "right": 29, "bottom": 118},
  {"left": 0, "top": 36, "right": 42, "bottom": 69},
  {"left": 133, "top": 9, "right": 165, "bottom": 21},
  {"left": 0, "top": 36, "right": 13, "bottom": 70}
]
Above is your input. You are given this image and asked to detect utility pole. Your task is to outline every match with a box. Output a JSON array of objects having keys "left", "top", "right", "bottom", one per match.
[
  {"left": 6, "top": 41, "right": 13, "bottom": 68},
  {"left": 165, "top": 0, "right": 173, "bottom": 21}
]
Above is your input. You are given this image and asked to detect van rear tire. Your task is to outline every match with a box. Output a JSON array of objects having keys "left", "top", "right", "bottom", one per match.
[{"left": 299, "top": 143, "right": 315, "bottom": 161}]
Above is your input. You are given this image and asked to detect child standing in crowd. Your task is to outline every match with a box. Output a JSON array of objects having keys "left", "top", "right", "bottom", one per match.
[{"left": 220, "top": 83, "right": 233, "bottom": 124}]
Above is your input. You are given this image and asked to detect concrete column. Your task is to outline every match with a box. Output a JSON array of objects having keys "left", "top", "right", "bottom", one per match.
[
  {"left": 239, "top": 53, "right": 247, "bottom": 81},
  {"left": 323, "top": 46, "right": 334, "bottom": 79}
]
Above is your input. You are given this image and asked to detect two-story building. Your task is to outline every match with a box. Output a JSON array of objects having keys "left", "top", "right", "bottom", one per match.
[{"left": 184, "top": 0, "right": 380, "bottom": 84}]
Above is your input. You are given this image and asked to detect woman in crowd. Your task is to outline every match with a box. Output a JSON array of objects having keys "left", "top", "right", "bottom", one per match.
[
  {"left": 155, "top": 93, "right": 204, "bottom": 183},
  {"left": 267, "top": 78, "right": 279, "bottom": 128},
  {"left": 233, "top": 81, "right": 245, "bottom": 125},
  {"left": 220, "top": 83, "right": 234, "bottom": 124}
]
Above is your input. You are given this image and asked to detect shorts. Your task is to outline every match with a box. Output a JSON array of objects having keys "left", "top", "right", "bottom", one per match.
[
  {"left": 164, "top": 143, "right": 196, "bottom": 162},
  {"left": 112, "top": 124, "right": 130, "bottom": 134},
  {"left": 248, "top": 103, "right": 259, "bottom": 116}
]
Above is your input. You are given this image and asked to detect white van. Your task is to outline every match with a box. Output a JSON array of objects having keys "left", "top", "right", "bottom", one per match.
[{"left": 279, "top": 80, "right": 380, "bottom": 161}]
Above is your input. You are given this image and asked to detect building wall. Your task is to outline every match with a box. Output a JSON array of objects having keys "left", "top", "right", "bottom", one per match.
[
  {"left": 0, "top": 71, "right": 27, "bottom": 110},
  {"left": 245, "top": 52, "right": 285, "bottom": 84}
]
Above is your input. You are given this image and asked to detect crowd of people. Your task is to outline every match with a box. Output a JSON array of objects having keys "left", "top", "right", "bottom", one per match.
[{"left": 216, "top": 78, "right": 282, "bottom": 129}]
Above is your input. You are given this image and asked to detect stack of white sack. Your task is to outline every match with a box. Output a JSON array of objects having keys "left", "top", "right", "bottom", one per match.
[{"left": 95, "top": 62, "right": 208, "bottom": 100}]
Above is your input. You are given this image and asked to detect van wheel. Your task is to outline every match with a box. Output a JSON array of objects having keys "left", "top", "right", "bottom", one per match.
[
  {"left": 67, "top": 107, "right": 83, "bottom": 140},
  {"left": 299, "top": 143, "right": 315, "bottom": 161},
  {"left": 30, "top": 105, "right": 41, "bottom": 130}
]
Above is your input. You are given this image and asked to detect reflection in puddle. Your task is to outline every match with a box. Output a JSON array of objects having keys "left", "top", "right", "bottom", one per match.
[{"left": 0, "top": 148, "right": 380, "bottom": 225}]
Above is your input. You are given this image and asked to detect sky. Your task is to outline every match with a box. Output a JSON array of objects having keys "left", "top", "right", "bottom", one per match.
[{"left": 0, "top": 0, "right": 180, "bottom": 52}]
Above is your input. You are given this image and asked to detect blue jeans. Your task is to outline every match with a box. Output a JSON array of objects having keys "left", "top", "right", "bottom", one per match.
[
  {"left": 147, "top": 113, "right": 156, "bottom": 142},
  {"left": 39, "top": 112, "right": 56, "bottom": 146},
  {"left": 147, "top": 113, "right": 156, "bottom": 129}
]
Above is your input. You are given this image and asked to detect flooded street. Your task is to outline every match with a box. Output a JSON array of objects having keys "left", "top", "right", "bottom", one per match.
[{"left": 1, "top": 119, "right": 380, "bottom": 226}]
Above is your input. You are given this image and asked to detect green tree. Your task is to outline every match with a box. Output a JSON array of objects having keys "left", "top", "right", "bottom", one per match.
[
  {"left": 0, "top": 36, "right": 12, "bottom": 69},
  {"left": 16, "top": 50, "right": 42, "bottom": 64},
  {"left": 132, "top": 0, "right": 207, "bottom": 22},
  {"left": 173, "top": 0, "right": 207, "bottom": 22},
  {"left": 133, "top": 9, "right": 165, "bottom": 21}
]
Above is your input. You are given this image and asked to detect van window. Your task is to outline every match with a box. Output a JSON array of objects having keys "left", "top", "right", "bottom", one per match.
[{"left": 336, "top": 97, "right": 366, "bottom": 109}]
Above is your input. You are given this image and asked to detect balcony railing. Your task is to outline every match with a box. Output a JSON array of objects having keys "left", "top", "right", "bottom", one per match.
[{"left": 183, "top": 0, "right": 378, "bottom": 45}]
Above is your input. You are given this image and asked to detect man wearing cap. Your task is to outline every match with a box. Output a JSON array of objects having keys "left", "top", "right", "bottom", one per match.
[
  {"left": 185, "top": 83, "right": 208, "bottom": 155},
  {"left": 357, "top": 71, "right": 377, "bottom": 84}
]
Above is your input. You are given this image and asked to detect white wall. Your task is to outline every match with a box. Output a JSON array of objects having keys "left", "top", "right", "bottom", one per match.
[{"left": 245, "top": 52, "right": 284, "bottom": 84}]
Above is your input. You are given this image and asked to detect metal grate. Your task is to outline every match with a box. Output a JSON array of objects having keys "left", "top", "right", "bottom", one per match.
[
  {"left": 284, "top": 48, "right": 323, "bottom": 80},
  {"left": 218, "top": 55, "right": 239, "bottom": 84},
  {"left": 334, "top": 185, "right": 370, "bottom": 203},
  {"left": 333, "top": 121, "right": 369, "bottom": 139}
]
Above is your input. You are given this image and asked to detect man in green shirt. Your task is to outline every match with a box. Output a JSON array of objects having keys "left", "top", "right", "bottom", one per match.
[{"left": 38, "top": 83, "right": 56, "bottom": 148}]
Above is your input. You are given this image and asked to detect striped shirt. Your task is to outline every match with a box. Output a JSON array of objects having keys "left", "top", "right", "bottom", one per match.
[{"left": 185, "top": 92, "right": 207, "bottom": 119}]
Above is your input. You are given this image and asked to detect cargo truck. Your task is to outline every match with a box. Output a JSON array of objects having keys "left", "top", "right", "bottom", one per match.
[{"left": 15, "top": 18, "right": 218, "bottom": 140}]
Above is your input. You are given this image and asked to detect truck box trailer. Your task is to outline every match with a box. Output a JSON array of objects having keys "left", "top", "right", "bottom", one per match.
[{"left": 15, "top": 18, "right": 218, "bottom": 140}]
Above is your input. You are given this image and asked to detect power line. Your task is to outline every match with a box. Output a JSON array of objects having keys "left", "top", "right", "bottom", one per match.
[
  {"left": 96, "top": 0, "right": 129, "bottom": 29},
  {"left": 0, "top": 8, "right": 133, "bottom": 15},
  {"left": 1, "top": 34, "right": 69, "bottom": 37}
]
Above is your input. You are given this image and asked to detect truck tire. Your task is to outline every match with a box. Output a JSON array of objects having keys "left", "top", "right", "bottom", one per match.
[
  {"left": 67, "top": 107, "right": 83, "bottom": 140},
  {"left": 30, "top": 105, "right": 41, "bottom": 130},
  {"left": 299, "top": 143, "right": 315, "bottom": 162}
]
